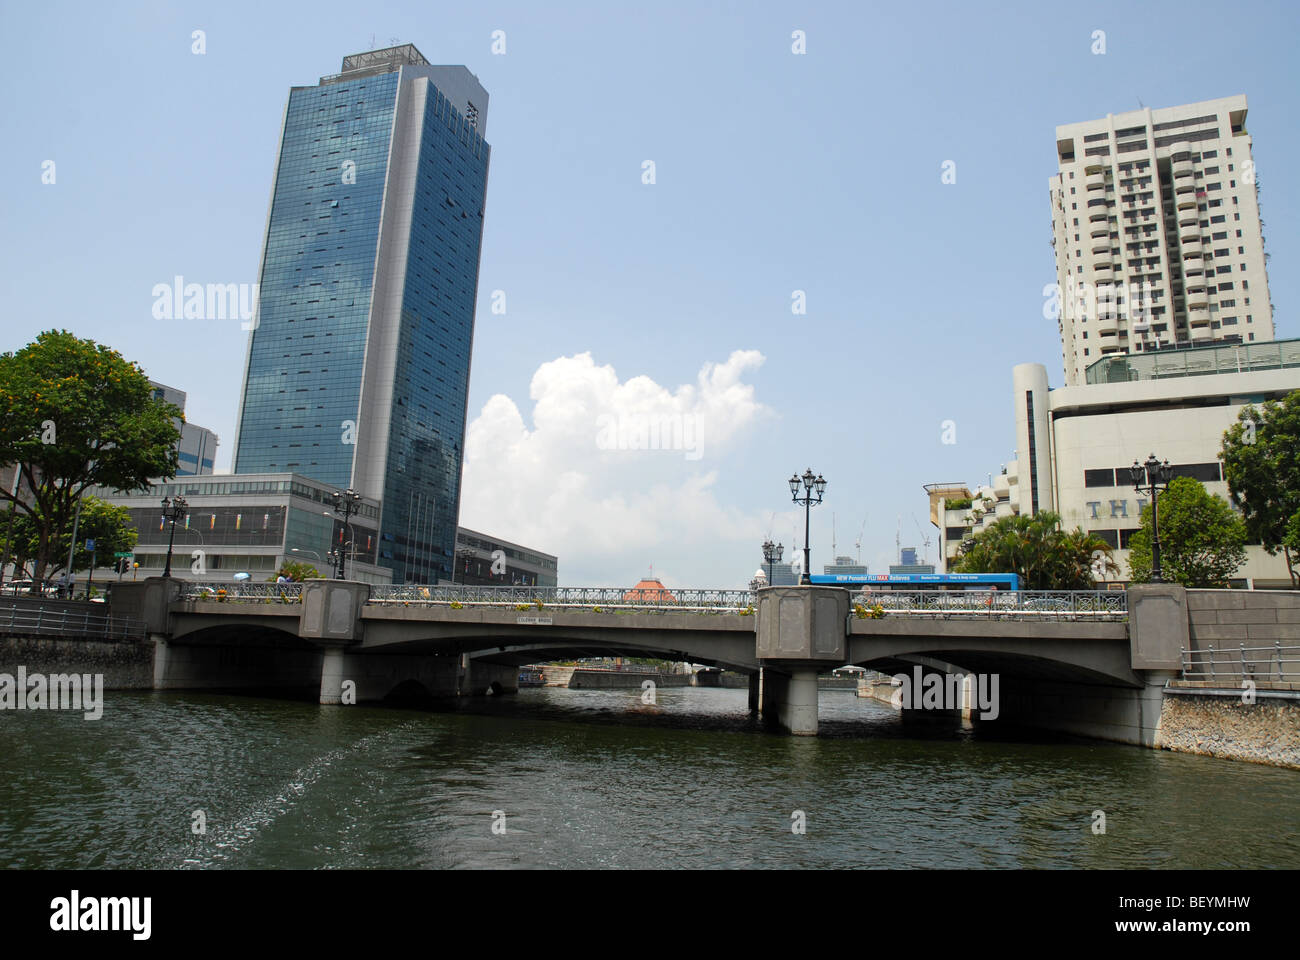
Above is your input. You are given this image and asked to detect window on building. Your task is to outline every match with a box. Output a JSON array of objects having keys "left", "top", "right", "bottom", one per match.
[
  {"left": 1085, "top": 469, "right": 1115, "bottom": 487},
  {"left": 1170, "top": 463, "right": 1222, "bottom": 483}
]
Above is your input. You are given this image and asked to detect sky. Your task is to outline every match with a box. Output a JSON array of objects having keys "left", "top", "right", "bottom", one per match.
[{"left": 2, "top": 0, "right": 1298, "bottom": 588}]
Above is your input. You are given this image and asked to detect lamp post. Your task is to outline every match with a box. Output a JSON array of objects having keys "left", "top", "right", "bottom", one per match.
[
  {"left": 762, "top": 539, "right": 784, "bottom": 586},
  {"left": 1130, "top": 453, "right": 1173, "bottom": 583},
  {"left": 329, "top": 489, "right": 362, "bottom": 579},
  {"left": 160, "top": 496, "right": 188, "bottom": 578},
  {"left": 788, "top": 468, "right": 827, "bottom": 586}
]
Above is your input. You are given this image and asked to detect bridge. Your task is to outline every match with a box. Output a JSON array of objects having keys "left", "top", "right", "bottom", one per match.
[{"left": 100, "top": 577, "right": 1230, "bottom": 747}]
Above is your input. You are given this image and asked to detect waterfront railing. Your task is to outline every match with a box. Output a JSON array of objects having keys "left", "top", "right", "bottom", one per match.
[
  {"left": 1180, "top": 642, "right": 1300, "bottom": 685},
  {"left": 0, "top": 600, "right": 146, "bottom": 641}
]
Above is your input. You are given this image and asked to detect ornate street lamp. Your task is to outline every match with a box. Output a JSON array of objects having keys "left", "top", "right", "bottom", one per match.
[
  {"left": 160, "top": 495, "right": 188, "bottom": 579},
  {"left": 789, "top": 468, "right": 827, "bottom": 586},
  {"left": 762, "top": 539, "right": 784, "bottom": 586},
  {"left": 329, "top": 489, "right": 363, "bottom": 579},
  {"left": 1130, "top": 453, "right": 1173, "bottom": 583}
]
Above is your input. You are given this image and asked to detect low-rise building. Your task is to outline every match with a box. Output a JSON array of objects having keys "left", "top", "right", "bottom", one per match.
[
  {"left": 452, "top": 527, "right": 557, "bottom": 587},
  {"left": 929, "top": 340, "right": 1300, "bottom": 586}
]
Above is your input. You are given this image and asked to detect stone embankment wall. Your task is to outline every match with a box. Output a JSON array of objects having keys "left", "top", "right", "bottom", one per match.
[
  {"left": 566, "top": 670, "right": 692, "bottom": 689},
  {"left": 1158, "top": 689, "right": 1300, "bottom": 770},
  {"left": 856, "top": 675, "right": 899, "bottom": 704},
  {"left": 0, "top": 636, "right": 154, "bottom": 688}
]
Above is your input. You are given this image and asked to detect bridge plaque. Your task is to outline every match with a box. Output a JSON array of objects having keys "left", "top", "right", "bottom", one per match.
[{"left": 516, "top": 615, "right": 553, "bottom": 625}]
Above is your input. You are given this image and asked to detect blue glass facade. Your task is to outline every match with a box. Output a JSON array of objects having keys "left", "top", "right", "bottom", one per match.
[
  {"left": 235, "top": 72, "right": 398, "bottom": 486},
  {"left": 380, "top": 86, "right": 489, "bottom": 584},
  {"left": 234, "top": 53, "right": 489, "bottom": 585}
]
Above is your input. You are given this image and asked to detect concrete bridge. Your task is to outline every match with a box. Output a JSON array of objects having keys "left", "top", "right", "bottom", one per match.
[{"left": 110, "top": 579, "right": 1205, "bottom": 746}]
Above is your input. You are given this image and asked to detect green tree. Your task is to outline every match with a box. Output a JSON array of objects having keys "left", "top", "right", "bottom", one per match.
[
  {"left": 1282, "top": 509, "right": 1300, "bottom": 583},
  {"left": 0, "top": 331, "right": 181, "bottom": 591},
  {"left": 1220, "top": 390, "right": 1300, "bottom": 587},
  {"left": 269, "top": 559, "right": 320, "bottom": 582},
  {"left": 952, "top": 511, "right": 1118, "bottom": 589},
  {"left": 1127, "top": 476, "right": 1247, "bottom": 587},
  {"left": 3, "top": 496, "right": 137, "bottom": 579}
]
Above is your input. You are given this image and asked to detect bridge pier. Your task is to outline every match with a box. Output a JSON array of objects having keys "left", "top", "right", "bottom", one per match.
[
  {"left": 755, "top": 586, "right": 850, "bottom": 736},
  {"left": 151, "top": 636, "right": 171, "bottom": 689},
  {"left": 319, "top": 645, "right": 347, "bottom": 705},
  {"left": 748, "top": 672, "right": 760, "bottom": 712}
]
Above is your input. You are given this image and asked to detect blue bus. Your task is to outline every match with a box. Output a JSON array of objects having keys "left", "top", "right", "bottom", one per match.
[{"left": 809, "top": 572, "right": 1020, "bottom": 591}]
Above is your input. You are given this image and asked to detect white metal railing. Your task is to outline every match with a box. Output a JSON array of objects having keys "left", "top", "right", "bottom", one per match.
[
  {"left": 174, "top": 583, "right": 1128, "bottom": 620},
  {"left": 366, "top": 584, "right": 755, "bottom": 613},
  {"left": 181, "top": 582, "right": 304, "bottom": 603},
  {"left": 1181, "top": 642, "right": 1300, "bottom": 683},
  {"left": 850, "top": 590, "right": 1127, "bottom": 620}
]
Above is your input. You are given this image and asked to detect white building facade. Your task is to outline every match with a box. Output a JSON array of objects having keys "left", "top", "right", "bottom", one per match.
[
  {"left": 1009, "top": 350, "right": 1297, "bottom": 587},
  {"left": 1050, "top": 95, "right": 1274, "bottom": 386}
]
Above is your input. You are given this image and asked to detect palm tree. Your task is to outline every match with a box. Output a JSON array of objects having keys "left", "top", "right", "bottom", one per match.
[{"left": 953, "top": 512, "right": 1115, "bottom": 589}]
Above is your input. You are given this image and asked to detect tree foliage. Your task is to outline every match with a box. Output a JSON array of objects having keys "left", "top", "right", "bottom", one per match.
[
  {"left": 1283, "top": 510, "right": 1300, "bottom": 582},
  {"left": 1220, "top": 390, "right": 1300, "bottom": 586},
  {"left": 951, "top": 511, "right": 1118, "bottom": 589},
  {"left": 269, "top": 560, "right": 320, "bottom": 582},
  {"left": 3, "top": 496, "right": 137, "bottom": 579},
  {"left": 0, "top": 331, "right": 180, "bottom": 587},
  {"left": 1126, "top": 476, "right": 1247, "bottom": 587}
]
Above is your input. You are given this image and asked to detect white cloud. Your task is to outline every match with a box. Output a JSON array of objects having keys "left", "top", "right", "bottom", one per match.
[{"left": 460, "top": 350, "right": 774, "bottom": 586}]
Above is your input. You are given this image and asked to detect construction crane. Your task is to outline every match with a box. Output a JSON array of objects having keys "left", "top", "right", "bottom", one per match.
[
  {"left": 855, "top": 516, "right": 866, "bottom": 565},
  {"left": 912, "top": 514, "right": 933, "bottom": 566}
]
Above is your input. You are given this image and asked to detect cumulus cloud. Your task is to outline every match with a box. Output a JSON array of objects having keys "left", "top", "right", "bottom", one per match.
[{"left": 459, "top": 350, "right": 773, "bottom": 586}]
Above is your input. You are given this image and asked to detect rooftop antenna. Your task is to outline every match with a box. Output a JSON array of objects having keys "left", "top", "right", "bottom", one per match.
[
  {"left": 896, "top": 515, "right": 902, "bottom": 566},
  {"left": 855, "top": 516, "right": 866, "bottom": 565},
  {"left": 832, "top": 512, "right": 837, "bottom": 559}
]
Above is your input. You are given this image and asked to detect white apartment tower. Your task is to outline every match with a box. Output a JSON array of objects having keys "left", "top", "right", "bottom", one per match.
[{"left": 1049, "top": 95, "right": 1274, "bottom": 386}]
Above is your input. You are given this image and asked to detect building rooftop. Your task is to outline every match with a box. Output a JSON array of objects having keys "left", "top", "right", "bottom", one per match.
[{"left": 1084, "top": 338, "right": 1300, "bottom": 385}]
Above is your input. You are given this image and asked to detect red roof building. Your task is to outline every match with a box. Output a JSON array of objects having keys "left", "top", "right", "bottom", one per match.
[{"left": 623, "top": 578, "right": 676, "bottom": 604}]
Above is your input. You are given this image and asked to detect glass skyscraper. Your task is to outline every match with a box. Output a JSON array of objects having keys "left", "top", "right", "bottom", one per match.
[{"left": 232, "top": 45, "right": 490, "bottom": 583}]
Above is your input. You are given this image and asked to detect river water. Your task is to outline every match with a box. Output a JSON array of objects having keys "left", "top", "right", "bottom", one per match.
[{"left": 3, "top": 686, "right": 1298, "bottom": 869}]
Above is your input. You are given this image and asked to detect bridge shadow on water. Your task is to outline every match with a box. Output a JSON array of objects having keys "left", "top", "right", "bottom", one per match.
[{"left": 363, "top": 686, "right": 1106, "bottom": 751}]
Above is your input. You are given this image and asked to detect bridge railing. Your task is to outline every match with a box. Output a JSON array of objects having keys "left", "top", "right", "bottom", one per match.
[
  {"left": 179, "top": 582, "right": 304, "bottom": 603},
  {"left": 0, "top": 600, "right": 147, "bottom": 641},
  {"left": 851, "top": 590, "right": 1127, "bottom": 620},
  {"left": 1180, "top": 642, "right": 1300, "bottom": 684},
  {"left": 366, "top": 584, "right": 755, "bottom": 613}
]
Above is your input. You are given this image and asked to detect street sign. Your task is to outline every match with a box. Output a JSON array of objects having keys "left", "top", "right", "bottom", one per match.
[
  {"left": 113, "top": 551, "right": 132, "bottom": 558},
  {"left": 84, "top": 539, "right": 95, "bottom": 551}
]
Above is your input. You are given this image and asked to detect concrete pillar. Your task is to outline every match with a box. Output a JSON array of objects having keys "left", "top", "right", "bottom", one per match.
[
  {"left": 780, "top": 668, "right": 819, "bottom": 736},
  {"left": 760, "top": 667, "right": 787, "bottom": 719},
  {"left": 1139, "top": 669, "right": 1178, "bottom": 747},
  {"left": 319, "top": 646, "right": 347, "bottom": 705},
  {"left": 748, "top": 672, "right": 760, "bottom": 712},
  {"left": 151, "top": 635, "right": 171, "bottom": 689}
]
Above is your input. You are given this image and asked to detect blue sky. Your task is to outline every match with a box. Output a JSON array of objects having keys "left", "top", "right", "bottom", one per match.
[{"left": 3, "top": 0, "right": 1297, "bottom": 586}]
